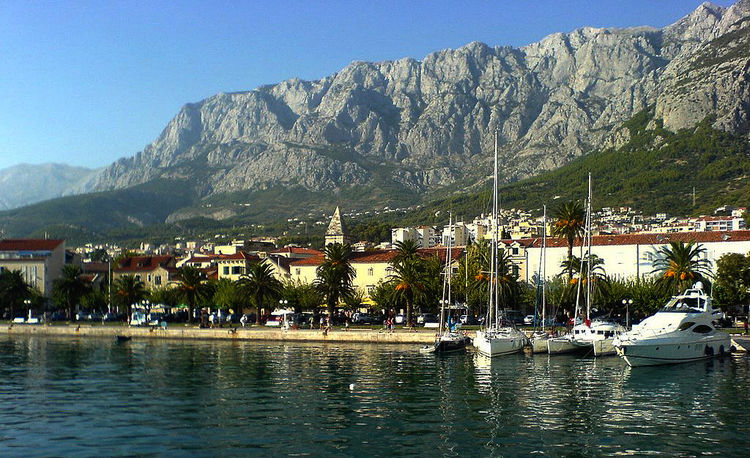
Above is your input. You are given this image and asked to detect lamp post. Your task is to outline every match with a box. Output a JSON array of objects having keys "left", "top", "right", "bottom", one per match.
[
  {"left": 279, "top": 299, "right": 289, "bottom": 328},
  {"left": 24, "top": 299, "right": 32, "bottom": 321},
  {"left": 622, "top": 299, "right": 633, "bottom": 329}
]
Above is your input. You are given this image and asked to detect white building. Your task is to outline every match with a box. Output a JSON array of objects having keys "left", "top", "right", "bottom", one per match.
[
  {"left": 522, "top": 230, "right": 750, "bottom": 284},
  {"left": 694, "top": 216, "right": 745, "bottom": 232}
]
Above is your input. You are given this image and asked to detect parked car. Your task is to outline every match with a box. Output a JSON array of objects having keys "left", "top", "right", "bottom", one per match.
[
  {"left": 460, "top": 314, "right": 479, "bottom": 325},
  {"left": 417, "top": 313, "right": 438, "bottom": 324},
  {"left": 524, "top": 315, "right": 535, "bottom": 325},
  {"left": 394, "top": 314, "right": 405, "bottom": 324},
  {"left": 87, "top": 312, "right": 103, "bottom": 321},
  {"left": 352, "top": 313, "right": 381, "bottom": 325}
]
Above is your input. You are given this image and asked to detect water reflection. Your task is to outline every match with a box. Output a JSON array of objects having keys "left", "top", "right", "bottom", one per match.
[{"left": 0, "top": 336, "right": 749, "bottom": 456}]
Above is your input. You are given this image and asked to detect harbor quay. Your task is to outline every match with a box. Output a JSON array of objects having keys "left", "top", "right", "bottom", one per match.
[{"left": 0, "top": 323, "right": 436, "bottom": 344}]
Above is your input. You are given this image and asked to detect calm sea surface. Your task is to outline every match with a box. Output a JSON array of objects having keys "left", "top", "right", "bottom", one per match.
[{"left": 0, "top": 335, "right": 749, "bottom": 457}]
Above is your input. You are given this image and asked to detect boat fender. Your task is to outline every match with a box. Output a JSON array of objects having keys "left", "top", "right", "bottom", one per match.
[
  {"left": 719, "top": 345, "right": 725, "bottom": 356},
  {"left": 730, "top": 345, "right": 737, "bottom": 353},
  {"left": 704, "top": 345, "right": 714, "bottom": 356}
]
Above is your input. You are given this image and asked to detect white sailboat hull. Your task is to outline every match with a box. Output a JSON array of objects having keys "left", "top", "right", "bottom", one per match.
[
  {"left": 474, "top": 330, "right": 526, "bottom": 357},
  {"left": 529, "top": 334, "right": 550, "bottom": 353},
  {"left": 547, "top": 336, "right": 591, "bottom": 354},
  {"left": 592, "top": 338, "right": 617, "bottom": 356}
]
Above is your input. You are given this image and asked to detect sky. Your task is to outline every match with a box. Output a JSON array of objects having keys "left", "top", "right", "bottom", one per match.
[{"left": 0, "top": 0, "right": 739, "bottom": 171}]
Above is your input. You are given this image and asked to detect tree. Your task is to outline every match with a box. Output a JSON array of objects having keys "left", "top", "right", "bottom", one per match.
[
  {"left": 389, "top": 256, "right": 427, "bottom": 325},
  {"left": 282, "top": 281, "right": 322, "bottom": 313},
  {"left": 0, "top": 269, "right": 33, "bottom": 320},
  {"left": 176, "top": 266, "right": 209, "bottom": 324},
  {"left": 713, "top": 252, "right": 750, "bottom": 314},
  {"left": 240, "top": 262, "right": 284, "bottom": 325},
  {"left": 53, "top": 265, "right": 89, "bottom": 320},
  {"left": 551, "top": 201, "right": 586, "bottom": 280},
  {"left": 315, "top": 243, "right": 355, "bottom": 319},
  {"left": 114, "top": 275, "right": 146, "bottom": 321},
  {"left": 652, "top": 241, "right": 712, "bottom": 294},
  {"left": 90, "top": 248, "right": 110, "bottom": 263},
  {"left": 560, "top": 254, "right": 611, "bottom": 310},
  {"left": 392, "top": 239, "right": 420, "bottom": 267},
  {"left": 213, "top": 278, "right": 247, "bottom": 314}
]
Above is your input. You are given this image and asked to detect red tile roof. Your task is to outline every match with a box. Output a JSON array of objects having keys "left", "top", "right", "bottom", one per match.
[
  {"left": 115, "top": 255, "right": 176, "bottom": 273},
  {"left": 217, "top": 252, "right": 261, "bottom": 261},
  {"left": 289, "top": 247, "right": 465, "bottom": 266},
  {"left": 519, "top": 230, "right": 750, "bottom": 248},
  {"left": 270, "top": 246, "right": 323, "bottom": 256},
  {"left": 290, "top": 255, "right": 325, "bottom": 266},
  {"left": 0, "top": 239, "right": 64, "bottom": 251}
]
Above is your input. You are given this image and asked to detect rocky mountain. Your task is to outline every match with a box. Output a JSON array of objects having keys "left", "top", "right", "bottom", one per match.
[
  {"left": 2, "top": 1, "right": 749, "bottom": 239},
  {"left": 0, "top": 163, "right": 99, "bottom": 210},
  {"left": 88, "top": 0, "right": 750, "bottom": 207}
]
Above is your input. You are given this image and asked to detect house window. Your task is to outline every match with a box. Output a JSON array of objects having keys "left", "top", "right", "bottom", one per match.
[
  {"left": 367, "top": 267, "right": 374, "bottom": 276},
  {"left": 512, "top": 247, "right": 519, "bottom": 255},
  {"left": 512, "top": 265, "right": 519, "bottom": 276},
  {"left": 223, "top": 266, "right": 229, "bottom": 275},
  {"left": 232, "top": 266, "right": 242, "bottom": 275},
  {"left": 155, "top": 275, "right": 162, "bottom": 286},
  {"left": 147, "top": 274, "right": 152, "bottom": 282},
  {"left": 295, "top": 268, "right": 301, "bottom": 275},
  {"left": 135, "top": 275, "right": 141, "bottom": 281}
]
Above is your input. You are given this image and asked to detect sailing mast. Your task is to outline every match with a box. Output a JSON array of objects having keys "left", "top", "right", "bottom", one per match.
[
  {"left": 440, "top": 213, "right": 453, "bottom": 336},
  {"left": 585, "top": 173, "right": 593, "bottom": 321},
  {"left": 541, "top": 205, "right": 547, "bottom": 329},
  {"left": 489, "top": 132, "right": 499, "bottom": 329}
]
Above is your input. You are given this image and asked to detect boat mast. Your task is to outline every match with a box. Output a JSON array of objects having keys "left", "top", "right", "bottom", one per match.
[
  {"left": 490, "top": 132, "right": 499, "bottom": 329},
  {"left": 542, "top": 205, "right": 547, "bottom": 329},
  {"left": 440, "top": 212, "right": 453, "bottom": 336},
  {"left": 586, "top": 173, "right": 592, "bottom": 321}
]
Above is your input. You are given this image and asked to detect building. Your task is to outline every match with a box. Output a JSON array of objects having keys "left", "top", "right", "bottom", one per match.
[
  {"left": 0, "top": 239, "right": 65, "bottom": 296},
  {"left": 324, "top": 206, "right": 351, "bottom": 246},
  {"left": 523, "top": 230, "right": 750, "bottom": 284},
  {"left": 216, "top": 252, "right": 261, "bottom": 281},
  {"left": 441, "top": 222, "right": 470, "bottom": 246},
  {"left": 694, "top": 216, "right": 745, "bottom": 232},
  {"left": 113, "top": 255, "right": 178, "bottom": 290},
  {"left": 391, "top": 227, "right": 419, "bottom": 247}
]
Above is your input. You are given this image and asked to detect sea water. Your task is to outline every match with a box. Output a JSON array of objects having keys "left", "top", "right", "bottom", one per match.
[{"left": 0, "top": 335, "right": 748, "bottom": 456}]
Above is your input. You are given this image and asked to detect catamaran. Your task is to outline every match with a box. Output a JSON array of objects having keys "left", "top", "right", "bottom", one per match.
[
  {"left": 474, "top": 134, "right": 527, "bottom": 357},
  {"left": 547, "top": 174, "right": 624, "bottom": 355}
]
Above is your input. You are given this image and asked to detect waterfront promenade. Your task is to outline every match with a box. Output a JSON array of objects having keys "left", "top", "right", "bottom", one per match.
[{"left": 0, "top": 323, "right": 436, "bottom": 344}]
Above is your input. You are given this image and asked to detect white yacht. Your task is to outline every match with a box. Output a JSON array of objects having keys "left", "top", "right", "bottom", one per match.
[
  {"left": 473, "top": 134, "right": 527, "bottom": 357},
  {"left": 613, "top": 283, "right": 730, "bottom": 367}
]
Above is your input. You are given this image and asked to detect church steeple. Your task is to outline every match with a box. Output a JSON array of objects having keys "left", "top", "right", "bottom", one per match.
[{"left": 325, "top": 206, "right": 350, "bottom": 246}]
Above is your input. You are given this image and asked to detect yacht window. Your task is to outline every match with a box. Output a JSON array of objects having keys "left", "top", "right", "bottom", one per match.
[
  {"left": 605, "top": 331, "right": 613, "bottom": 338},
  {"left": 678, "top": 322, "right": 696, "bottom": 331},
  {"left": 597, "top": 330, "right": 604, "bottom": 335},
  {"left": 692, "top": 325, "right": 712, "bottom": 334}
]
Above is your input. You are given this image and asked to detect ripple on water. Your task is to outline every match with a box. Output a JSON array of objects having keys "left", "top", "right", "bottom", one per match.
[{"left": 0, "top": 337, "right": 749, "bottom": 456}]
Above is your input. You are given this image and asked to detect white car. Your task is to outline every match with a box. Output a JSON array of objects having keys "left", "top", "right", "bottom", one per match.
[{"left": 523, "top": 315, "right": 535, "bottom": 325}]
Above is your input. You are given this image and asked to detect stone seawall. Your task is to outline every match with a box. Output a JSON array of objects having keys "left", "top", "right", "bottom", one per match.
[{"left": 1, "top": 324, "right": 436, "bottom": 344}]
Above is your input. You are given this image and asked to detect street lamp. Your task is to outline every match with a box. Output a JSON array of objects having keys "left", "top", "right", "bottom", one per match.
[
  {"left": 24, "top": 299, "right": 32, "bottom": 321},
  {"left": 622, "top": 299, "right": 633, "bottom": 329},
  {"left": 278, "top": 299, "right": 289, "bottom": 328}
]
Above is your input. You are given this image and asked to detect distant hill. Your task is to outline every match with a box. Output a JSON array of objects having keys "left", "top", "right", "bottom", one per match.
[{"left": 0, "top": 163, "right": 100, "bottom": 210}]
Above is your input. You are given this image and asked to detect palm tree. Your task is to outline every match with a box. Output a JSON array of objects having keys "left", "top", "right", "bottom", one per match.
[
  {"left": 389, "top": 256, "right": 427, "bottom": 325},
  {"left": 239, "top": 262, "right": 284, "bottom": 325},
  {"left": 53, "top": 265, "right": 89, "bottom": 321},
  {"left": 551, "top": 200, "right": 585, "bottom": 280},
  {"left": 114, "top": 275, "right": 146, "bottom": 321},
  {"left": 176, "top": 266, "right": 209, "bottom": 324},
  {"left": 392, "top": 239, "right": 420, "bottom": 267},
  {"left": 0, "top": 269, "right": 33, "bottom": 320},
  {"left": 315, "top": 243, "right": 355, "bottom": 319},
  {"left": 560, "top": 254, "right": 611, "bottom": 308},
  {"left": 652, "top": 241, "right": 712, "bottom": 293}
]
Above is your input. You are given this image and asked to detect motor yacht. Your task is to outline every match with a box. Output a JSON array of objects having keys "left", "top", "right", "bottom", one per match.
[{"left": 613, "top": 283, "right": 730, "bottom": 366}]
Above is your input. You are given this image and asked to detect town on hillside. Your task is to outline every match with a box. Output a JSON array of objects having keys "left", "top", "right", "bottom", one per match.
[{"left": 2, "top": 204, "right": 750, "bottom": 326}]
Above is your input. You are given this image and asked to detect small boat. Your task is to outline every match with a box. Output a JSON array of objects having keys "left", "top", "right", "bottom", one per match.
[
  {"left": 613, "top": 282, "right": 730, "bottom": 367},
  {"left": 115, "top": 335, "right": 132, "bottom": 342},
  {"left": 422, "top": 214, "right": 471, "bottom": 354}
]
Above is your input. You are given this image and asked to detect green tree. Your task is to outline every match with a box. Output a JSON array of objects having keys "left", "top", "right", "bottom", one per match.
[
  {"left": 282, "top": 281, "right": 322, "bottom": 313},
  {"left": 149, "top": 286, "right": 181, "bottom": 307},
  {"left": 0, "top": 269, "right": 33, "bottom": 320},
  {"left": 213, "top": 278, "right": 246, "bottom": 314},
  {"left": 389, "top": 256, "right": 427, "bottom": 325},
  {"left": 713, "top": 252, "right": 750, "bottom": 313},
  {"left": 176, "top": 266, "right": 209, "bottom": 324},
  {"left": 239, "top": 262, "right": 283, "bottom": 325},
  {"left": 560, "top": 254, "right": 611, "bottom": 309},
  {"left": 392, "top": 239, "right": 420, "bottom": 266},
  {"left": 315, "top": 243, "right": 355, "bottom": 318},
  {"left": 652, "top": 241, "right": 712, "bottom": 294},
  {"left": 114, "top": 274, "right": 146, "bottom": 321},
  {"left": 53, "top": 265, "right": 90, "bottom": 321},
  {"left": 551, "top": 201, "right": 586, "bottom": 280}
]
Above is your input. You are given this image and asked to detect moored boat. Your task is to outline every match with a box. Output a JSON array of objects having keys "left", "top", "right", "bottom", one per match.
[{"left": 613, "top": 282, "right": 730, "bottom": 366}]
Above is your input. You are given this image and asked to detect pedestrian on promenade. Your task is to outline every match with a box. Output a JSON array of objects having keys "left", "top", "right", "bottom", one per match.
[
  {"left": 744, "top": 317, "right": 748, "bottom": 335},
  {"left": 240, "top": 314, "right": 247, "bottom": 327},
  {"left": 320, "top": 316, "right": 325, "bottom": 330}
]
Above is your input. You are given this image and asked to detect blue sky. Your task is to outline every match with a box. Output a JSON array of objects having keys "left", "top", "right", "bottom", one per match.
[{"left": 0, "top": 0, "right": 738, "bottom": 171}]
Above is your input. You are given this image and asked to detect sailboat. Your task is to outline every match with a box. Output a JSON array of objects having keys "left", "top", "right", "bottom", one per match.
[
  {"left": 473, "top": 134, "right": 527, "bottom": 357},
  {"left": 547, "top": 174, "right": 624, "bottom": 355},
  {"left": 421, "top": 213, "right": 471, "bottom": 353},
  {"left": 529, "top": 205, "right": 551, "bottom": 353}
]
